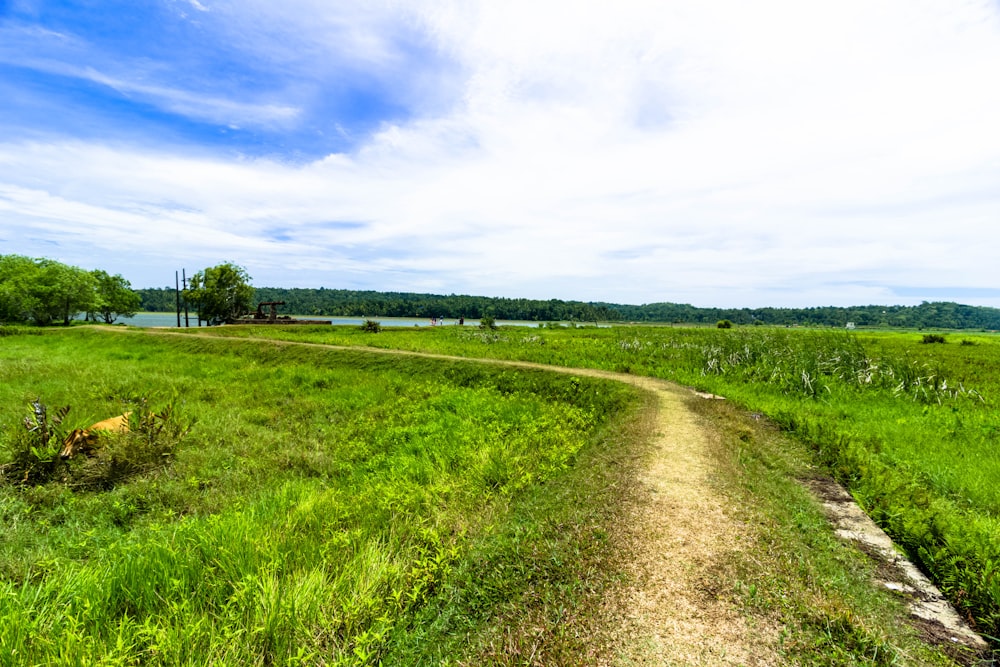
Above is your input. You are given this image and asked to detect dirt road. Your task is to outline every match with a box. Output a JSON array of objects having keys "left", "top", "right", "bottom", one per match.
[
  {"left": 128, "top": 329, "right": 781, "bottom": 659},
  {"left": 108, "top": 328, "right": 987, "bottom": 663},
  {"left": 596, "top": 376, "right": 781, "bottom": 665}
]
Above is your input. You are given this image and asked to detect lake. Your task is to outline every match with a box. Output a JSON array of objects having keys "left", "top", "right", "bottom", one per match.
[{"left": 115, "top": 313, "right": 548, "bottom": 328}]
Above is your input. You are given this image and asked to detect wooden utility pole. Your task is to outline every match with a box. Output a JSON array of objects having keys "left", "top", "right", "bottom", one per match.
[
  {"left": 175, "top": 271, "right": 181, "bottom": 327},
  {"left": 182, "top": 268, "right": 190, "bottom": 327}
]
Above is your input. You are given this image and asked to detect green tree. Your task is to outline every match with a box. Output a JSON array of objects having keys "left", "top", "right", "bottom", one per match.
[
  {"left": 91, "top": 270, "right": 141, "bottom": 323},
  {"left": 1, "top": 255, "right": 98, "bottom": 325},
  {"left": 0, "top": 254, "right": 38, "bottom": 323},
  {"left": 185, "top": 263, "right": 253, "bottom": 324},
  {"left": 33, "top": 260, "right": 97, "bottom": 325}
]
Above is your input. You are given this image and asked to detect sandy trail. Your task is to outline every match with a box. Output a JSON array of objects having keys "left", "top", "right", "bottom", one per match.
[
  {"left": 493, "top": 363, "right": 780, "bottom": 663},
  {"left": 120, "top": 329, "right": 779, "bottom": 662},
  {"left": 594, "top": 377, "right": 780, "bottom": 666}
]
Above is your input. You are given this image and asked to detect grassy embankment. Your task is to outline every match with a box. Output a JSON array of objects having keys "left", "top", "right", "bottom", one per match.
[
  {"left": 0, "top": 324, "right": 986, "bottom": 665},
  {"left": 0, "top": 327, "right": 642, "bottom": 664},
  {"left": 192, "top": 323, "right": 1000, "bottom": 648}
]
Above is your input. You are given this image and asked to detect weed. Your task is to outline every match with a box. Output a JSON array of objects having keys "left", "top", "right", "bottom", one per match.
[
  {"left": 0, "top": 399, "right": 70, "bottom": 485},
  {"left": 1, "top": 396, "right": 188, "bottom": 491}
]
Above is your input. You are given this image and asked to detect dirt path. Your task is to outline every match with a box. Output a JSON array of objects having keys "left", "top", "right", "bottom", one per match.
[
  {"left": 116, "top": 329, "right": 779, "bottom": 662},
  {"left": 596, "top": 377, "right": 781, "bottom": 665},
  {"left": 495, "top": 364, "right": 782, "bottom": 663},
  {"left": 99, "top": 328, "right": 986, "bottom": 662}
]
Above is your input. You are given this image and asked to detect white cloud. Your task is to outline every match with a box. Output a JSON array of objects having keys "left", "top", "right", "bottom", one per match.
[
  {"left": 79, "top": 67, "right": 300, "bottom": 127},
  {"left": 2, "top": 0, "right": 1000, "bottom": 307}
]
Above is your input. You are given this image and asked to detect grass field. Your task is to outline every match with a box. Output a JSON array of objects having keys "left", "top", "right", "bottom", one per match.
[
  {"left": 0, "top": 327, "right": 641, "bottom": 664},
  {"left": 185, "top": 322, "right": 1000, "bottom": 644},
  {"left": 0, "top": 324, "right": 991, "bottom": 664}
]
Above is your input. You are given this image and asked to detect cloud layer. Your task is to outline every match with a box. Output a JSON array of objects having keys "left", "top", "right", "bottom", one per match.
[{"left": 1, "top": 0, "right": 999, "bottom": 307}]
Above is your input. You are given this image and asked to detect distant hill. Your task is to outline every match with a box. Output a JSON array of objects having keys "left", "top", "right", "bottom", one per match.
[{"left": 134, "top": 287, "right": 1000, "bottom": 330}]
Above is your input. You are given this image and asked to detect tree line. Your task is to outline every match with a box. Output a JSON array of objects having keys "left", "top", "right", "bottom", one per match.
[
  {"left": 136, "top": 286, "right": 620, "bottom": 322},
  {"left": 5, "top": 254, "right": 998, "bottom": 330},
  {"left": 135, "top": 285, "right": 1000, "bottom": 330},
  {"left": 596, "top": 301, "right": 1000, "bottom": 330},
  {"left": 0, "top": 255, "right": 140, "bottom": 325}
]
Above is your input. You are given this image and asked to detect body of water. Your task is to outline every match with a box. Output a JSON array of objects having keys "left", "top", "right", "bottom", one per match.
[{"left": 115, "top": 313, "right": 552, "bottom": 328}]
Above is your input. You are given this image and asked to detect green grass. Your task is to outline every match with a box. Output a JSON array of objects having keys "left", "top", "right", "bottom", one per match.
[
  {"left": 689, "top": 395, "right": 964, "bottom": 665},
  {"left": 2, "top": 324, "right": 991, "bottom": 663},
  {"left": 0, "top": 328, "right": 641, "bottom": 664},
  {"left": 187, "top": 323, "right": 1000, "bottom": 644}
]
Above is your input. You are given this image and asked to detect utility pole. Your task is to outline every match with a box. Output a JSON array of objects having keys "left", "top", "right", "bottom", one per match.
[
  {"left": 182, "top": 268, "right": 190, "bottom": 327},
  {"left": 175, "top": 271, "right": 181, "bottom": 327}
]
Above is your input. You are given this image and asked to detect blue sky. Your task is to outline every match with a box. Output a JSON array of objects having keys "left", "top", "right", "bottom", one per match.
[{"left": 1, "top": 0, "right": 999, "bottom": 308}]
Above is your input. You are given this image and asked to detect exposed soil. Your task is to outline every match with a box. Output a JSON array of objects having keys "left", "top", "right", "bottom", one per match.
[{"left": 596, "top": 377, "right": 782, "bottom": 665}]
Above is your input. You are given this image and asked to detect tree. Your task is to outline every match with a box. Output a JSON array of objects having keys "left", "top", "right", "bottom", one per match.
[
  {"left": 0, "top": 254, "right": 38, "bottom": 323},
  {"left": 0, "top": 255, "right": 99, "bottom": 325},
  {"left": 34, "top": 261, "right": 97, "bottom": 325},
  {"left": 91, "top": 270, "right": 141, "bottom": 323},
  {"left": 185, "top": 263, "right": 253, "bottom": 324},
  {"left": 30, "top": 261, "right": 94, "bottom": 325}
]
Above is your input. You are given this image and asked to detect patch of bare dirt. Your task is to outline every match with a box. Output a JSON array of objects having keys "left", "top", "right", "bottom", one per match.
[{"left": 597, "top": 378, "right": 782, "bottom": 666}]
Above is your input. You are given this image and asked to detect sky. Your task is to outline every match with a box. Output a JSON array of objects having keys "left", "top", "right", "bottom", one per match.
[{"left": 1, "top": 0, "right": 999, "bottom": 308}]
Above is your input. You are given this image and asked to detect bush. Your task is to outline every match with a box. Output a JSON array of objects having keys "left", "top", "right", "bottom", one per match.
[
  {"left": 1, "top": 397, "right": 189, "bottom": 489},
  {"left": 360, "top": 319, "right": 382, "bottom": 333},
  {"left": 0, "top": 399, "right": 70, "bottom": 485},
  {"left": 480, "top": 315, "right": 497, "bottom": 330},
  {"left": 921, "top": 334, "right": 946, "bottom": 344},
  {"left": 717, "top": 319, "right": 733, "bottom": 329}
]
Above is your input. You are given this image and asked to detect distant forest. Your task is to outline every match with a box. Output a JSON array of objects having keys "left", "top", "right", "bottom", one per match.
[{"left": 134, "top": 287, "right": 1000, "bottom": 330}]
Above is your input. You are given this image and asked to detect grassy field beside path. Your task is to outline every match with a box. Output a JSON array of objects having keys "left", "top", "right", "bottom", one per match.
[
  {"left": 0, "top": 327, "right": 641, "bottom": 664},
  {"left": 186, "top": 323, "right": 1000, "bottom": 647},
  {"left": 0, "top": 324, "right": 991, "bottom": 664}
]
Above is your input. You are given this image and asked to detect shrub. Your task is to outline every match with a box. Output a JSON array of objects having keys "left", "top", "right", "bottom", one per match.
[
  {"left": 717, "top": 319, "right": 733, "bottom": 329},
  {"left": 0, "top": 399, "right": 70, "bottom": 485},
  {"left": 480, "top": 315, "right": 497, "bottom": 330},
  {"left": 921, "top": 334, "right": 946, "bottom": 344},
  {"left": 1, "top": 397, "right": 189, "bottom": 489},
  {"left": 360, "top": 319, "right": 382, "bottom": 333}
]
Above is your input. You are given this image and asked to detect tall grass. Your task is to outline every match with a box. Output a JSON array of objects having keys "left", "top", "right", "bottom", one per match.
[
  {"left": 0, "top": 329, "right": 639, "bottom": 664},
  {"left": 197, "top": 323, "right": 1000, "bottom": 642}
]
